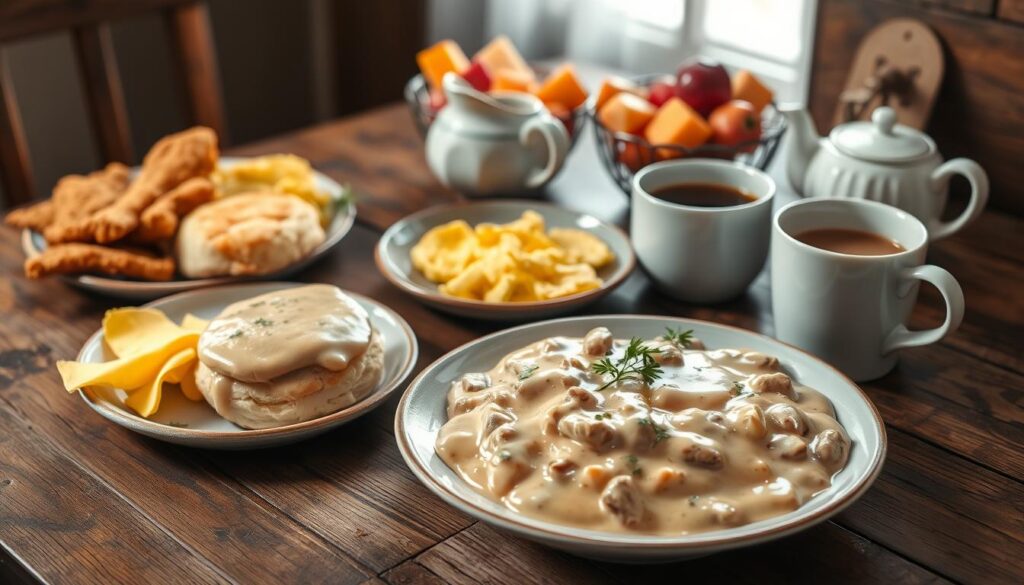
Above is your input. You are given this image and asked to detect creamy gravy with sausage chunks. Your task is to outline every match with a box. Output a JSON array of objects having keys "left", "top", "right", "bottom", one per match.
[{"left": 435, "top": 327, "right": 851, "bottom": 535}]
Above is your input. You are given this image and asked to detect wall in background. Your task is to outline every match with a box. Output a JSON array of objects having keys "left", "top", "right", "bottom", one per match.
[{"left": 810, "top": 0, "right": 1024, "bottom": 216}]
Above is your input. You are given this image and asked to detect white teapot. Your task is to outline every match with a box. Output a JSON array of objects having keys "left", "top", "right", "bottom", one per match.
[
  {"left": 780, "top": 106, "right": 988, "bottom": 240},
  {"left": 426, "top": 73, "right": 569, "bottom": 196}
]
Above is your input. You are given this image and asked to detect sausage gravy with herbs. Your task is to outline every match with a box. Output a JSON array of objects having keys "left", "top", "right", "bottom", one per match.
[{"left": 435, "top": 327, "right": 851, "bottom": 535}]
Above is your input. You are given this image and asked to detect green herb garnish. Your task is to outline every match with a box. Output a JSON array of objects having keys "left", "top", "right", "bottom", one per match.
[
  {"left": 254, "top": 318, "right": 274, "bottom": 327},
  {"left": 228, "top": 330, "right": 244, "bottom": 339},
  {"left": 623, "top": 454, "right": 642, "bottom": 477},
  {"left": 638, "top": 417, "right": 670, "bottom": 444},
  {"left": 663, "top": 327, "right": 695, "bottom": 348},
  {"left": 688, "top": 495, "right": 699, "bottom": 507},
  {"left": 594, "top": 413, "right": 609, "bottom": 421},
  {"left": 518, "top": 365, "right": 539, "bottom": 381},
  {"left": 731, "top": 381, "right": 745, "bottom": 396},
  {"left": 498, "top": 450, "right": 512, "bottom": 461},
  {"left": 592, "top": 337, "right": 663, "bottom": 391}
]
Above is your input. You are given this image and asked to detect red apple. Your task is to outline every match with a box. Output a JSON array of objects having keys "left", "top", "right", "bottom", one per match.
[
  {"left": 647, "top": 81, "right": 676, "bottom": 108},
  {"left": 675, "top": 58, "right": 731, "bottom": 117}
]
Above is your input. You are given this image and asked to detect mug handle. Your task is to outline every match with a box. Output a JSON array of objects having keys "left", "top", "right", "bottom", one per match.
[
  {"left": 928, "top": 158, "right": 989, "bottom": 240},
  {"left": 520, "top": 116, "right": 569, "bottom": 189},
  {"left": 882, "top": 265, "right": 965, "bottom": 354}
]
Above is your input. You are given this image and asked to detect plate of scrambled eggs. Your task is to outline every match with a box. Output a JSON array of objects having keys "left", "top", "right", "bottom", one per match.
[{"left": 375, "top": 201, "right": 635, "bottom": 320}]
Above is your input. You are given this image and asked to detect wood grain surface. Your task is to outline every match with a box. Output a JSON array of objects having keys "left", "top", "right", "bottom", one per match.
[{"left": 0, "top": 103, "right": 1021, "bottom": 584}]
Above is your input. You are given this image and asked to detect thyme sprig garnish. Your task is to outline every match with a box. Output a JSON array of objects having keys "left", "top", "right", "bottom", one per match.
[
  {"left": 638, "top": 417, "right": 671, "bottom": 444},
  {"left": 591, "top": 337, "right": 663, "bottom": 391},
  {"left": 518, "top": 365, "right": 539, "bottom": 381},
  {"left": 663, "top": 326, "right": 695, "bottom": 348}
]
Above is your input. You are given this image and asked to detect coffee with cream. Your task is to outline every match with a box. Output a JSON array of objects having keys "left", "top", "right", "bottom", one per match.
[{"left": 795, "top": 228, "right": 905, "bottom": 256}]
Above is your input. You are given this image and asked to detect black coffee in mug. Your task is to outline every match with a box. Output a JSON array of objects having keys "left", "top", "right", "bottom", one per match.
[{"left": 651, "top": 182, "right": 757, "bottom": 208}]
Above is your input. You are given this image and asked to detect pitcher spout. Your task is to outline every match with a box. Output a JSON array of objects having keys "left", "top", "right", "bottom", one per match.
[{"left": 778, "top": 104, "right": 821, "bottom": 195}]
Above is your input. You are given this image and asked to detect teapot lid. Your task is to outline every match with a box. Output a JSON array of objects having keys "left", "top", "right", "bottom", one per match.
[{"left": 829, "top": 107, "right": 935, "bottom": 163}]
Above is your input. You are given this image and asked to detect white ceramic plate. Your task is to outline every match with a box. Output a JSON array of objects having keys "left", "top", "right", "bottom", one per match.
[
  {"left": 76, "top": 282, "right": 417, "bottom": 449},
  {"left": 375, "top": 200, "right": 635, "bottom": 321},
  {"left": 395, "top": 315, "right": 887, "bottom": 562},
  {"left": 21, "top": 157, "right": 356, "bottom": 301}
]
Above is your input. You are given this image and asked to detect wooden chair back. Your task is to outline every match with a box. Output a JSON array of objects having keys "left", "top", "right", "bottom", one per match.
[{"left": 0, "top": 0, "right": 227, "bottom": 207}]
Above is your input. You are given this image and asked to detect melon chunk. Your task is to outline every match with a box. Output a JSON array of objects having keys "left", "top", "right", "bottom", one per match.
[
  {"left": 644, "top": 97, "right": 711, "bottom": 149},
  {"left": 535, "top": 64, "right": 588, "bottom": 110},
  {"left": 474, "top": 35, "right": 535, "bottom": 82},
  {"left": 417, "top": 40, "right": 470, "bottom": 89},
  {"left": 492, "top": 69, "right": 536, "bottom": 93},
  {"left": 597, "top": 92, "right": 656, "bottom": 135},
  {"left": 594, "top": 76, "right": 642, "bottom": 111},
  {"left": 731, "top": 70, "right": 773, "bottom": 113}
]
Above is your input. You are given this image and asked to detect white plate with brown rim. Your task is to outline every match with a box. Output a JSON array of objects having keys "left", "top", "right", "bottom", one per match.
[
  {"left": 21, "top": 157, "right": 356, "bottom": 301},
  {"left": 75, "top": 282, "right": 418, "bottom": 449},
  {"left": 394, "top": 315, "right": 886, "bottom": 562},
  {"left": 374, "top": 200, "right": 635, "bottom": 321}
]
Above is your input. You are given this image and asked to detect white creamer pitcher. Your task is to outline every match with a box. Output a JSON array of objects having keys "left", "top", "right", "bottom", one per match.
[{"left": 426, "top": 73, "right": 569, "bottom": 196}]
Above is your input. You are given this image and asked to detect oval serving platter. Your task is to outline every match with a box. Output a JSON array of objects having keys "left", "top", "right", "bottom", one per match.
[
  {"left": 395, "top": 314, "right": 886, "bottom": 562},
  {"left": 22, "top": 157, "right": 355, "bottom": 301},
  {"left": 77, "top": 282, "right": 417, "bottom": 449}
]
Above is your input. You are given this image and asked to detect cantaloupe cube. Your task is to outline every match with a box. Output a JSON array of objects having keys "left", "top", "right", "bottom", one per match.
[
  {"left": 594, "top": 76, "right": 641, "bottom": 111},
  {"left": 534, "top": 64, "right": 588, "bottom": 110},
  {"left": 491, "top": 69, "right": 536, "bottom": 93},
  {"left": 417, "top": 40, "right": 470, "bottom": 89},
  {"left": 732, "top": 70, "right": 773, "bottom": 113},
  {"left": 474, "top": 35, "right": 535, "bottom": 82},
  {"left": 597, "top": 92, "right": 656, "bottom": 135},
  {"left": 644, "top": 97, "right": 711, "bottom": 148}
]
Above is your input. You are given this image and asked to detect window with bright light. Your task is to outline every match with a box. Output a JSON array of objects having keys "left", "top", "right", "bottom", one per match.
[{"left": 703, "top": 0, "right": 807, "bottom": 63}]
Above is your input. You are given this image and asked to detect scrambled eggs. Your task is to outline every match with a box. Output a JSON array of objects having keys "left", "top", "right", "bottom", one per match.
[
  {"left": 411, "top": 210, "right": 614, "bottom": 302},
  {"left": 212, "top": 154, "right": 335, "bottom": 225},
  {"left": 56, "top": 308, "right": 209, "bottom": 417}
]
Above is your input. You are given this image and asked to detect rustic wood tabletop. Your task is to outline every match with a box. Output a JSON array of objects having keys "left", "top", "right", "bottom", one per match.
[{"left": 0, "top": 103, "right": 1021, "bottom": 584}]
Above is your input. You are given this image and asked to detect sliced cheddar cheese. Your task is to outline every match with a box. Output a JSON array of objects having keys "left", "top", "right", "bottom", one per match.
[
  {"left": 732, "top": 70, "right": 773, "bottom": 113},
  {"left": 124, "top": 348, "right": 196, "bottom": 417},
  {"left": 534, "top": 64, "right": 588, "bottom": 110},
  {"left": 598, "top": 92, "right": 656, "bottom": 135},
  {"left": 474, "top": 35, "right": 535, "bottom": 82},
  {"left": 416, "top": 40, "right": 470, "bottom": 89},
  {"left": 644, "top": 97, "right": 712, "bottom": 149}
]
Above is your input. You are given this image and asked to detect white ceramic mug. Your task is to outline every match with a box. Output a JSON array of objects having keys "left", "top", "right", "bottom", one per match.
[
  {"left": 631, "top": 160, "right": 776, "bottom": 303},
  {"left": 771, "top": 198, "right": 965, "bottom": 381}
]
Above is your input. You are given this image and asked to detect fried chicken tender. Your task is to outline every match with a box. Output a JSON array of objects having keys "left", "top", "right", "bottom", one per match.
[
  {"left": 76, "top": 127, "right": 218, "bottom": 243},
  {"left": 4, "top": 200, "right": 55, "bottom": 231},
  {"left": 41, "top": 162, "right": 131, "bottom": 243},
  {"left": 24, "top": 243, "right": 175, "bottom": 281},
  {"left": 133, "top": 177, "right": 215, "bottom": 243}
]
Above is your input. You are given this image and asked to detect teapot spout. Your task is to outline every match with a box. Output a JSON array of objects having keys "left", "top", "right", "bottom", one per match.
[{"left": 778, "top": 104, "right": 821, "bottom": 195}]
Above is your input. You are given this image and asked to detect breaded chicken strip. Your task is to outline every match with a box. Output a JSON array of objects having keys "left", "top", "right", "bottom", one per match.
[
  {"left": 25, "top": 243, "right": 175, "bottom": 281},
  {"left": 42, "top": 162, "right": 131, "bottom": 242},
  {"left": 133, "top": 177, "right": 215, "bottom": 243},
  {"left": 4, "top": 200, "right": 55, "bottom": 231},
  {"left": 73, "top": 127, "right": 218, "bottom": 243}
]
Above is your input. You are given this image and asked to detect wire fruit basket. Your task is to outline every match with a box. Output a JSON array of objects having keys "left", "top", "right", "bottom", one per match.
[
  {"left": 590, "top": 75, "right": 787, "bottom": 194},
  {"left": 404, "top": 73, "right": 589, "bottom": 150}
]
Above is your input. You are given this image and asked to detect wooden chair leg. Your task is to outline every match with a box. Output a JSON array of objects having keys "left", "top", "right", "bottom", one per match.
[
  {"left": 74, "top": 23, "right": 134, "bottom": 165},
  {"left": 166, "top": 2, "right": 228, "bottom": 143},
  {"left": 0, "top": 51, "right": 34, "bottom": 207}
]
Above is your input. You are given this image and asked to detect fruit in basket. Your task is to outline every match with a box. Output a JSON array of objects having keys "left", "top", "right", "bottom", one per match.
[
  {"left": 617, "top": 143, "right": 645, "bottom": 172},
  {"left": 492, "top": 69, "right": 536, "bottom": 93},
  {"left": 428, "top": 87, "right": 447, "bottom": 112},
  {"left": 647, "top": 80, "right": 677, "bottom": 108},
  {"left": 675, "top": 59, "right": 731, "bottom": 117},
  {"left": 709, "top": 100, "right": 761, "bottom": 152},
  {"left": 598, "top": 93, "right": 656, "bottom": 134},
  {"left": 475, "top": 35, "right": 535, "bottom": 83},
  {"left": 731, "top": 70, "right": 773, "bottom": 114},
  {"left": 417, "top": 40, "right": 470, "bottom": 89},
  {"left": 546, "top": 102, "right": 574, "bottom": 137},
  {"left": 594, "top": 77, "right": 642, "bottom": 110},
  {"left": 535, "top": 64, "right": 588, "bottom": 110},
  {"left": 645, "top": 98, "right": 712, "bottom": 154},
  {"left": 462, "top": 60, "right": 492, "bottom": 92}
]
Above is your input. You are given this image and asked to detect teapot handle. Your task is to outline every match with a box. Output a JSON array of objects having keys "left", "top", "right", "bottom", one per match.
[
  {"left": 928, "top": 158, "right": 989, "bottom": 240},
  {"left": 520, "top": 116, "right": 569, "bottom": 190}
]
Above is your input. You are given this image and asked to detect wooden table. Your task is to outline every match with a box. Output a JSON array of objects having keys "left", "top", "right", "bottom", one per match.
[{"left": 1, "top": 103, "right": 1021, "bottom": 584}]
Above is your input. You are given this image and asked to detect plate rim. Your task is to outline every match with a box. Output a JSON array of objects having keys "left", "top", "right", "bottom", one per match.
[
  {"left": 77, "top": 281, "right": 418, "bottom": 442},
  {"left": 374, "top": 199, "right": 636, "bottom": 313},
  {"left": 20, "top": 156, "right": 356, "bottom": 293},
  {"left": 394, "top": 313, "right": 887, "bottom": 551}
]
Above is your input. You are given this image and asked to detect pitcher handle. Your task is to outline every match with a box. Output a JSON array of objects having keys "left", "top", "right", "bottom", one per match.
[
  {"left": 520, "top": 116, "right": 569, "bottom": 190},
  {"left": 928, "top": 158, "right": 989, "bottom": 240},
  {"left": 882, "top": 265, "right": 964, "bottom": 354}
]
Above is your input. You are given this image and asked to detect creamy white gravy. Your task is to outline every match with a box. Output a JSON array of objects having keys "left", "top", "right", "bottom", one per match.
[
  {"left": 435, "top": 328, "right": 851, "bottom": 535},
  {"left": 198, "top": 284, "right": 372, "bottom": 382}
]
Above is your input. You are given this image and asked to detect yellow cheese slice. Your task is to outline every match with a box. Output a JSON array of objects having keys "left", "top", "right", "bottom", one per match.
[
  {"left": 103, "top": 308, "right": 185, "bottom": 358},
  {"left": 56, "top": 332, "right": 199, "bottom": 393},
  {"left": 124, "top": 348, "right": 196, "bottom": 417},
  {"left": 177, "top": 362, "right": 203, "bottom": 402},
  {"left": 180, "top": 313, "right": 209, "bottom": 332}
]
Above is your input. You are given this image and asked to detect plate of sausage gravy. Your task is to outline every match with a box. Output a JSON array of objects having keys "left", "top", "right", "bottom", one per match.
[{"left": 395, "top": 315, "right": 886, "bottom": 562}]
